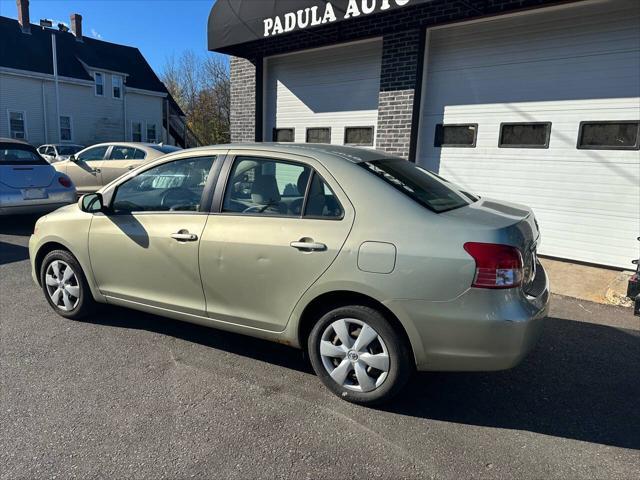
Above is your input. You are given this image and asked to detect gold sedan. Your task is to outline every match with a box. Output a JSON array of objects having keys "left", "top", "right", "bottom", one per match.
[{"left": 53, "top": 143, "right": 181, "bottom": 194}]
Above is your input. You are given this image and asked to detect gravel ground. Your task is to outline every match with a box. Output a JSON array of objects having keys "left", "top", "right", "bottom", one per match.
[{"left": 1, "top": 216, "right": 639, "bottom": 479}]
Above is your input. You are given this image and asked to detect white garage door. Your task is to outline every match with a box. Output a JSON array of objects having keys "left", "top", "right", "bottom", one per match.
[
  {"left": 417, "top": 0, "right": 640, "bottom": 268},
  {"left": 265, "top": 39, "right": 382, "bottom": 147}
]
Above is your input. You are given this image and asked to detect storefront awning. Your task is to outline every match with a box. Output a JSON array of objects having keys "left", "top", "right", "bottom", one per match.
[{"left": 208, "top": 0, "right": 433, "bottom": 52}]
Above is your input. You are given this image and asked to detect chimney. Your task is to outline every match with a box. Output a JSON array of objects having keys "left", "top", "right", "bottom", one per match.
[
  {"left": 70, "top": 13, "right": 82, "bottom": 41},
  {"left": 16, "top": 0, "right": 30, "bottom": 33}
]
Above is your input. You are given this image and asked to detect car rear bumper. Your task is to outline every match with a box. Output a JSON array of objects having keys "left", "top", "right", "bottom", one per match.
[
  {"left": 387, "top": 263, "right": 550, "bottom": 371},
  {"left": 0, "top": 190, "right": 76, "bottom": 215}
]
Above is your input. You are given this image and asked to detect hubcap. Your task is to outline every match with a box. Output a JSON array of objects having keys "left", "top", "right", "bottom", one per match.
[
  {"left": 45, "top": 260, "right": 80, "bottom": 312},
  {"left": 319, "top": 318, "right": 390, "bottom": 393}
]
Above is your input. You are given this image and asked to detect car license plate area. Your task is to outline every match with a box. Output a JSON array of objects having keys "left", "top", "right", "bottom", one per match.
[{"left": 22, "top": 188, "right": 48, "bottom": 200}]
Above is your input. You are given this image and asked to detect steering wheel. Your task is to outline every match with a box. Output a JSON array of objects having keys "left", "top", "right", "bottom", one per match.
[{"left": 160, "top": 187, "right": 199, "bottom": 210}]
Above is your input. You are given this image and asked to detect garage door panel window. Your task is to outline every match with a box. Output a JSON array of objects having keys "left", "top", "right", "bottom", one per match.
[
  {"left": 499, "top": 123, "right": 551, "bottom": 148},
  {"left": 112, "top": 156, "right": 216, "bottom": 214},
  {"left": 345, "top": 127, "right": 374, "bottom": 146},
  {"left": 434, "top": 124, "right": 477, "bottom": 148},
  {"left": 578, "top": 121, "right": 640, "bottom": 150},
  {"left": 273, "top": 128, "right": 295, "bottom": 142},
  {"left": 306, "top": 128, "right": 331, "bottom": 144}
]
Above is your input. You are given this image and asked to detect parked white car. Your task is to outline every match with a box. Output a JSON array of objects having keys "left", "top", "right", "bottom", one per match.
[
  {"left": 0, "top": 138, "right": 76, "bottom": 215},
  {"left": 37, "top": 144, "right": 85, "bottom": 164}
]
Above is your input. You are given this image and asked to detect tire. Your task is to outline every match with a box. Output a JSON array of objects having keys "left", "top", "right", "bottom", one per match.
[
  {"left": 40, "top": 249, "right": 97, "bottom": 320},
  {"left": 307, "top": 305, "right": 413, "bottom": 405}
]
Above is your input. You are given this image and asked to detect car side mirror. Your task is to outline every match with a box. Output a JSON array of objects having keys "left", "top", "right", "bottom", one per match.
[
  {"left": 79, "top": 193, "right": 105, "bottom": 213},
  {"left": 69, "top": 154, "right": 77, "bottom": 162}
]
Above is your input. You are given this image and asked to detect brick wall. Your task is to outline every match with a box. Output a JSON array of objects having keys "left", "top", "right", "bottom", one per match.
[
  {"left": 376, "top": 29, "right": 422, "bottom": 159},
  {"left": 230, "top": 56, "right": 257, "bottom": 143}
]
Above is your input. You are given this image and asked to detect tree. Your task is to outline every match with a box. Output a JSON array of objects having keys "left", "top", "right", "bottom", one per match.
[{"left": 161, "top": 51, "right": 230, "bottom": 145}]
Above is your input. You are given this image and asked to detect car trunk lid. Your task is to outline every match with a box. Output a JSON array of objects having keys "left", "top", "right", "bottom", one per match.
[{"left": 0, "top": 165, "right": 56, "bottom": 188}]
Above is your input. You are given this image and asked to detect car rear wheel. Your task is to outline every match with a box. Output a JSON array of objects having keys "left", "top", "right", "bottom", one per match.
[
  {"left": 308, "top": 305, "right": 413, "bottom": 405},
  {"left": 40, "top": 250, "right": 96, "bottom": 320}
]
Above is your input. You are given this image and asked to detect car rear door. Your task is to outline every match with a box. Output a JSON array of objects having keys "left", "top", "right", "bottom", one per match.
[
  {"left": 198, "top": 151, "right": 354, "bottom": 332},
  {"left": 100, "top": 146, "right": 147, "bottom": 186}
]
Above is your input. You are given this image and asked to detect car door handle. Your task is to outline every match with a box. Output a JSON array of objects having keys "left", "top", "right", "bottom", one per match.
[
  {"left": 290, "top": 240, "right": 327, "bottom": 252},
  {"left": 171, "top": 231, "right": 198, "bottom": 242},
  {"left": 128, "top": 166, "right": 135, "bottom": 170}
]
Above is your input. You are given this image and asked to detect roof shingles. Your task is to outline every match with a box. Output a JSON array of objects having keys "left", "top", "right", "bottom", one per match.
[{"left": 0, "top": 16, "right": 168, "bottom": 93}]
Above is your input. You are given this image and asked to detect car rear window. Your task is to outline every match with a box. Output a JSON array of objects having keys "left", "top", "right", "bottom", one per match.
[
  {"left": 150, "top": 145, "right": 182, "bottom": 154},
  {"left": 0, "top": 143, "right": 48, "bottom": 165},
  {"left": 359, "top": 159, "right": 475, "bottom": 213}
]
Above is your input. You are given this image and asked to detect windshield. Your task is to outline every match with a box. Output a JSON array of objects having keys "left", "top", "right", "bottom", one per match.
[
  {"left": 57, "top": 145, "right": 83, "bottom": 156},
  {"left": 359, "top": 159, "right": 475, "bottom": 213},
  {"left": 0, "top": 144, "right": 48, "bottom": 166},
  {"left": 151, "top": 145, "right": 182, "bottom": 154}
]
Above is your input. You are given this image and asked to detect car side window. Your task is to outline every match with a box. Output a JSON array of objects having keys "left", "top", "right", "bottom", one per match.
[
  {"left": 112, "top": 156, "right": 216, "bottom": 214},
  {"left": 303, "top": 173, "right": 344, "bottom": 219},
  {"left": 77, "top": 146, "right": 108, "bottom": 162},
  {"left": 223, "top": 157, "right": 311, "bottom": 217},
  {"left": 109, "top": 146, "right": 138, "bottom": 160},
  {"left": 133, "top": 148, "right": 146, "bottom": 160}
]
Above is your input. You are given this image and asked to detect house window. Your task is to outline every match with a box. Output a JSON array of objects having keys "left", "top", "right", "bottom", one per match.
[
  {"left": 95, "top": 72, "right": 104, "bottom": 96},
  {"left": 60, "top": 116, "right": 72, "bottom": 141},
  {"left": 147, "top": 123, "right": 157, "bottom": 143},
  {"left": 306, "top": 128, "right": 331, "bottom": 144},
  {"left": 8, "top": 111, "right": 26, "bottom": 139},
  {"left": 132, "top": 122, "right": 142, "bottom": 142},
  {"left": 499, "top": 122, "right": 551, "bottom": 148},
  {"left": 434, "top": 124, "right": 477, "bottom": 147},
  {"left": 273, "top": 128, "right": 294, "bottom": 142},
  {"left": 577, "top": 121, "right": 640, "bottom": 150},
  {"left": 344, "top": 127, "right": 374, "bottom": 146},
  {"left": 112, "top": 75, "right": 123, "bottom": 99}
]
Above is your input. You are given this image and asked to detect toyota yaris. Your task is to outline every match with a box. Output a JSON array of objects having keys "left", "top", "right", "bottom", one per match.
[{"left": 29, "top": 144, "right": 549, "bottom": 404}]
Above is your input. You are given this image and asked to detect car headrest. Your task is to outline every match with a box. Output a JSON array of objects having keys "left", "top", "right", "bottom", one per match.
[
  {"left": 297, "top": 170, "right": 310, "bottom": 195},
  {"left": 251, "top": 175, "right": 281, "bottom": 204}
]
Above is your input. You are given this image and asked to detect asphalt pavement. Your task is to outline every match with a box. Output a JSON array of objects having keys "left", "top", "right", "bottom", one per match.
[{"left": 1, "top": 215, "right": 639, "bottom": 479}]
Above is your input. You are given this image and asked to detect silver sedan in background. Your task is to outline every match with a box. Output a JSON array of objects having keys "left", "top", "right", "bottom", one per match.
[{"left": 0, "top": 138, "right": 76, "bottom": 215}]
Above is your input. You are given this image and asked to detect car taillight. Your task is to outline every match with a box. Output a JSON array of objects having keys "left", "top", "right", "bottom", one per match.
[
  {"left": 58, "top": 176, "right": 72, "bottom": 188},
  {"left": 464, "top": 242, "right": 523, "bottom": 289}
]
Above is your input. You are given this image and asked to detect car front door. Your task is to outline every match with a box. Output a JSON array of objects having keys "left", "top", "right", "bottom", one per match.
[
  {"left": 67, "top": 145, "right": 109, "bottom": 193},
  {"left": 199, "top": 152, "right": 354, "bottom": 332},
  {"left": 88, "top": 154, "right": 220, "bottom": 315},
  {"left": 100, "top": 146, "right": 147, "bottom": 187}
]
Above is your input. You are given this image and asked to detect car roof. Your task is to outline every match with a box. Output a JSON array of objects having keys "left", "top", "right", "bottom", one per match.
[
  {"left": 180, "top": 143, "right": 399, "bottom": 164},
  {"left": 0, "top": 137, "right": 31, "bottom": 146}
]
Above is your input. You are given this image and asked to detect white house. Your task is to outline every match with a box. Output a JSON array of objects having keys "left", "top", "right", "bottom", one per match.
[{"left": 0, "top": 0, "right": 194, "bottom": 148}]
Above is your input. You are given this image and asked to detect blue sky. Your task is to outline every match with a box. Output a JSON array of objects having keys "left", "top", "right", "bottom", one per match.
[{"left": 0, "top": 0, "right": 227, "bottom": 73}]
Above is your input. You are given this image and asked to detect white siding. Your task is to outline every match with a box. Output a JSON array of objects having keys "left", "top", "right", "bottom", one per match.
[
  {"left": 0, "top": 74, "right": 48, "bottom": 145},
  {"left": 265, "top": 39, "right": 382, "bottom": 145},
  {"left": 418, "top": 0, "right": 640, "bottom": 268},
  {"left": 0, "top": 71, "right": 165, "bottom": 147},
  {"left": 127, "top": 92, "right": 164, "bottom": 142}
]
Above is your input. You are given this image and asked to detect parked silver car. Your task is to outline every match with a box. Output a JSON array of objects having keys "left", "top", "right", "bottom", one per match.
[
  {"left": 37, "top": 144, "right": 85, "bottom": 164},
  {"left": 0, "top": 138, "right": 76, "bottom": 215},
  {"left": 29, "top": 144, "right": 549, "bottom": 404}
]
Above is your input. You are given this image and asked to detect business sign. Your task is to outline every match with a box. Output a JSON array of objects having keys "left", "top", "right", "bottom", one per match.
[
  {"left": 263, "top": 0, "right": 412, "bottom": 37},
  {"left": 208, "top": 0, "right": 433, "bottom": 52}
]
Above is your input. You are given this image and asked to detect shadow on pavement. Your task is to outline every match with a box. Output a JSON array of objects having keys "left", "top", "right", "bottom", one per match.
[
  {"left": 88, "top": 308, "right": 640, "bottom": 450},
  {"left": 0, "top": 215, "right": 39, "bottom": 236},
  {"left": 0, "top": 241, "right": 29, "bottom": 265}
]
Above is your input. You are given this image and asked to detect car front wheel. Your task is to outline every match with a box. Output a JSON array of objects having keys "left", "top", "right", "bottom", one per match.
[
  {"left": 308, "top": 305, "right": 413, "bottom": 405},
  {"left": 40, "top": 250, "right": 96, "bottom": 320}
]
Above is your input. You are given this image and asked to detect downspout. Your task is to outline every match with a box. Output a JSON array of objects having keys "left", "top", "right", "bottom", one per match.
[
  {"left": 51, "top": 34, "right": 61, "bottom": 143},
  {"left": 123, "top": 83, "right": 127, "bottom": 140},
  {"left": 42, "top": 81, "right": 48, "bottom": 142}
]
